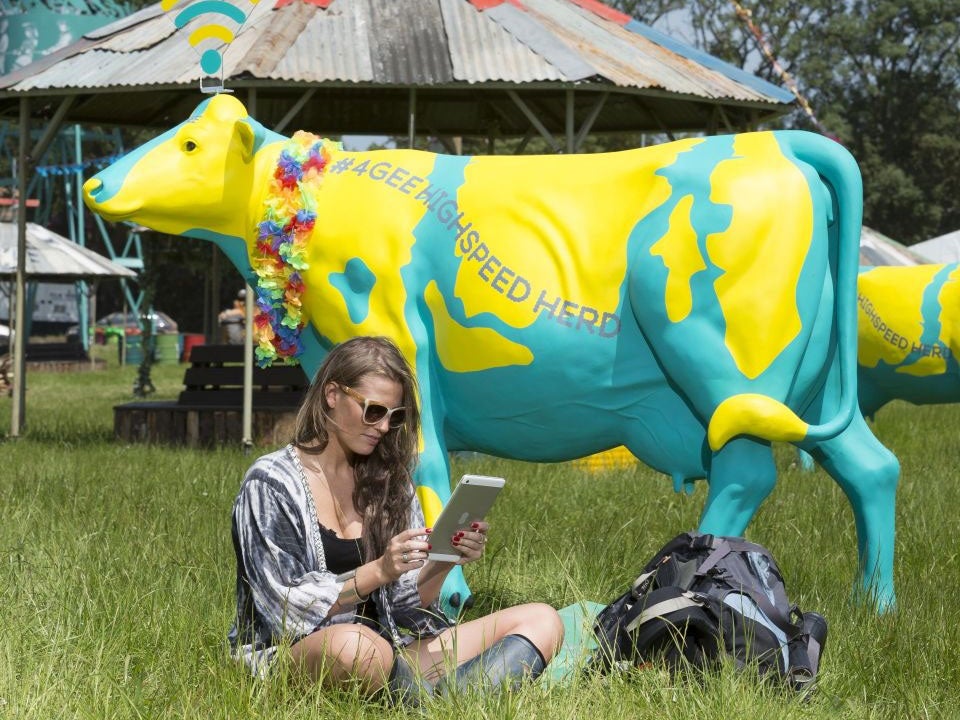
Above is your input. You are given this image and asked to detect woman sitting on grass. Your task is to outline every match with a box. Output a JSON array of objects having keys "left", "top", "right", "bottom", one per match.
[{"left": 228, "top": 335, "right": 564, "bottom": 701}]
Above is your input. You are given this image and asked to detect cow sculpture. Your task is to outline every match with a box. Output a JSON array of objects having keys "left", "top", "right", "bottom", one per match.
[
  {"left": 799, "top": 263, "right": 960, "bottom": 470},
  {"left": 858, "top": 263, "right": 960, "bottom": 416},
  {"left": 83, "top": 94, "right": 899, "bottom": 611}
]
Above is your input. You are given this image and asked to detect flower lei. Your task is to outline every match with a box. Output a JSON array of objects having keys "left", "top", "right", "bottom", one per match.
[{"left": 252, "top": 131, "right": 340, "bottom": 367}]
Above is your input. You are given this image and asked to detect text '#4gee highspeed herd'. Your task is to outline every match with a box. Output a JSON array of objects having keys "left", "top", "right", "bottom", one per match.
[{"left": 84, "top": 94, "right": 899, "bottom": 612}]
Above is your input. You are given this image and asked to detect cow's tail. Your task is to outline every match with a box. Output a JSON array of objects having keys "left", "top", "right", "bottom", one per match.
[
  {"left": 708, "top": 132, "right": 863, "bottom": 452},
  {"left": 708, "top": 394, "right": 806, "bottom": 450}
]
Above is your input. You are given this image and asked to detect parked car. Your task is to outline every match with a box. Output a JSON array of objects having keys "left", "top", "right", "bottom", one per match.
[
  {"left": 66, "top": 311, "right": 179, "bottom": 344},
  {"left": 0, "top": 322, "right": 12, "bottom": 348}
]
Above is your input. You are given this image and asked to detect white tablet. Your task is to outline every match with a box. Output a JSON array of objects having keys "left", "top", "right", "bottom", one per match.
[{"left": 427, "top": 474, "right": 505, "bottom": 562}]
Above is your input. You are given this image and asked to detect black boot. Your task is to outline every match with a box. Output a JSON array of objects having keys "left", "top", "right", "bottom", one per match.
[
  {"left": 385, "top": 653, "right": 433, "bottom": 707},
  {"left": 435, "top": 634, "right": 547, "bottom": 695}
]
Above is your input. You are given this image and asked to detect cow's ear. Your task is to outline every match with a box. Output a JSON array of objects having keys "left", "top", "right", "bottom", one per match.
[{"left": 235, "top": 119, "right": 256, "bottom": 163}]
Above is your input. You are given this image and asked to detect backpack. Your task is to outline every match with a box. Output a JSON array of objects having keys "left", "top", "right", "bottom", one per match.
[{"left": 592, "top": 532, "right": 827, "bottom": 692}]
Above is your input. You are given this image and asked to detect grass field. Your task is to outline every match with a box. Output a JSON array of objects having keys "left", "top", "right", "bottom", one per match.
[{"left": 1, "top": 358, "right": 959, "bottom": 719}]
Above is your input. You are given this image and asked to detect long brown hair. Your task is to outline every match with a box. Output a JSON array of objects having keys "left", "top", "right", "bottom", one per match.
[{"left": 294, "top": 336, "right": 421, "bottom": 562}]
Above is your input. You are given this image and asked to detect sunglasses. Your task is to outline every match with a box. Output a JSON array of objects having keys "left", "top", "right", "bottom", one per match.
[{"left": 337, "top": 384, "right": 407, "bottom": 429}]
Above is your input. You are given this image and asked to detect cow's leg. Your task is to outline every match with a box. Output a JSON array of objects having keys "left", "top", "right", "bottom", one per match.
[
  {"left": 411, "top": 380, "right": 473, "bottom": 617},
  {"left": 808, "top": 412, "right": 899, "bottom": 610},
  {"left": 699, "top": 438, "right": 777, "bottom": 536},
  {"left": 796, "top": 448, "right": 815, "bottom": 471}
]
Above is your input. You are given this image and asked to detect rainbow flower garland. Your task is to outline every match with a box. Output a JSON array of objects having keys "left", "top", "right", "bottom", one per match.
[{"left": 252, "top": 131, "right": 340, "bottom": 367}]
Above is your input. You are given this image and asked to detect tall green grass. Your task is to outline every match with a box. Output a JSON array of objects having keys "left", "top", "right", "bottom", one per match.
[{"left": 1, "top": 361, "right": 959, "bottom": 718}]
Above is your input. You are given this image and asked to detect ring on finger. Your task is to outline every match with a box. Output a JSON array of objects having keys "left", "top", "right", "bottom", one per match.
[{"left": 401, "top": 552, "right": 409, "bottom": 562}]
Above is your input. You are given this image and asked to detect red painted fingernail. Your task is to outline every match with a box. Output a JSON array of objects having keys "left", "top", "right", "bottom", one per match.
[
  {"left": 426, "top": 527, "right": 432, "bottom": 533},
  {"left": 471, "top": 522, "right": 479, "bottom": 529},
  {"left": 427, "top": 544, "right": 432, "bottom": 550}
]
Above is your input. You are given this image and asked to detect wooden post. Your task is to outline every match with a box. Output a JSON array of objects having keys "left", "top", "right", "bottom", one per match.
[{"left": 10, "top": 97, "right": 29, "bottom": 436}]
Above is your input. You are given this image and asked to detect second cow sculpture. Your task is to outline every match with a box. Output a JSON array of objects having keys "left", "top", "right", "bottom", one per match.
[
  {"left": 858, "top": 263, "right": 960, "bottom": 416},
  {"left": 799, "top": 263, "right": 960, "bottom": 470},
  {"left": 83, "top": 94, "right": 899, "bottom": 611}
]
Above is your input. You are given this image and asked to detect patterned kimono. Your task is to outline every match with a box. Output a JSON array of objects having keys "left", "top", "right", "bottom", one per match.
[{"left": 228, "top": 445, "right": 452, "bottom": 674}]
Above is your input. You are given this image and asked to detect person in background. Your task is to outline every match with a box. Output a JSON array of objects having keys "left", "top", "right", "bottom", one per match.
[
  {"left": 228, "top": 336, "right": 564, "bottom": 703},
  {"left": 218, "top": 289, "right": 246, "bottom": 345}
]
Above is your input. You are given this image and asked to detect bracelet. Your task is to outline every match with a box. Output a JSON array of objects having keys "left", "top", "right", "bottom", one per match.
[
  {"left": 336, "top": 569, "right": 370, "bottom": 604},
  {"left": 353, "top": 575, "right": 370, "bottom": 603}
]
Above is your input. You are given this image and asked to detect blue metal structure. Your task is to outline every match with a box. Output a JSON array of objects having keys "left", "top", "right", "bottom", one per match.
[{"left": 0, "top": 0, "right": 142, "bottom": 346}]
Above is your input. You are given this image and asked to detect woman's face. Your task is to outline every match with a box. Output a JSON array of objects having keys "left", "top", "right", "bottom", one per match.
[{"left": 324, "top": 374, "right": 404, "bottom": 457}]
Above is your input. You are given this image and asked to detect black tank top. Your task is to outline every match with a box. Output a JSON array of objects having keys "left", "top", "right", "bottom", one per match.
[
  {"left": 318, "top": 523, "right": 363, "bottom": 575},
  {"left": 319, "top": 524, "right": 377, "bottom": 622}
]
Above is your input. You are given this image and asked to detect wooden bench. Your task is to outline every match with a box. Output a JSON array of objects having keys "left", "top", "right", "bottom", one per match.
[
  {"left": 178, "top": 344, "right": 309, "bottom": 407},
  {"left": 114, "top": 344, "right": 311, "bottom": 447},
  {"left": 26, "top": 341, "right": 89, "bottom": 362}
]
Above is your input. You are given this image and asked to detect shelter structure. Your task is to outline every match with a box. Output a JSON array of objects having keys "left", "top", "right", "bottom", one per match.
[
  {"left": 0, "top": 0, "right": 794, "bottom": 140},
  {"left": 0, "top": 0, "right": 797, "bottom": 439}
]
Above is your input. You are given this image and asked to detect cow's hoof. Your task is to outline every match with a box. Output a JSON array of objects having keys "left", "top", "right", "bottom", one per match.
[{"left": 446, "top": 592, "right": 475, "bottom": 613}]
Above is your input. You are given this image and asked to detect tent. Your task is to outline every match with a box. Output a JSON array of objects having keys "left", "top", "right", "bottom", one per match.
[
  {"left": 0, "top": 222, "right": 137, "bottom": 419},
  {"left": 0, "top": 221, "right": 137, "bottom": 281},
  {"left": 911, "top": 230, "right": 960, "bottom": 264},
  {"left": 859, "top": 226, "right": 927, "bottom": 266}
]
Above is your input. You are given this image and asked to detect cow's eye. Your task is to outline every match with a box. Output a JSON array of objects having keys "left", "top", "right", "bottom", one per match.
[{"left": 183, "top": 140, "right": 198, "bottom": 153}]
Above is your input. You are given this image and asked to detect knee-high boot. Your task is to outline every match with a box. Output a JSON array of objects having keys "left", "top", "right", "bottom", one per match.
[
  {"left": 435, "top": 634, "right": 547, "bottom": 695},
  {"left": 385, "top": 652, "right": 434, "bottom": 706}
]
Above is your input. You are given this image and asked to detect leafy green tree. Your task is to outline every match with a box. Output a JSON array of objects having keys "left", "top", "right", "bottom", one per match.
[{"left": 617, "top": 0, "right": 960, "bottom": 244}]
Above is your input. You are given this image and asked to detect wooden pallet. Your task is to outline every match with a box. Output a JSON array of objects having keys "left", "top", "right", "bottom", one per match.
[{"left": 114, "top": 401, "right": 298, "bottom": 447}]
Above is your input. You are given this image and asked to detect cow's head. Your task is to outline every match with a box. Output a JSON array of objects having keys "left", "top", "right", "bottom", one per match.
[{"left": 83, "top": 94, "right": 273, "bottom": 240}]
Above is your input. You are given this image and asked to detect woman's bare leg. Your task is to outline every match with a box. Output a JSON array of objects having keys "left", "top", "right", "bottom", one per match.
[{"left": 289, "top": 623, "right": 394, "bottom": 692}]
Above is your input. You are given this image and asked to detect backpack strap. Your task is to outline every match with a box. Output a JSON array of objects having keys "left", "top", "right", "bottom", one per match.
[
  {"left": 695, "top": 537, "right": 732, "bottom": 575},
  {"left": 631, "top": 568, "right": 659, "bottom": 596},
  {"left": 693, "top": 537, "right": 801, "bottom": 637},
  {"left": 625, "top": 591, "right": 703, "bottom": 633},
  {"left": 623, "top": 586, "right": 724, "bottom": 669}
]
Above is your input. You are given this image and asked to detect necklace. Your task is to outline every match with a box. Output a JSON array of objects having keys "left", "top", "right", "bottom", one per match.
[
  {"left": 322, "top": 467, "right": 350, "bottom": 534},
  {"left": 321, "top": 466, "right": 364, "bottom": 562}
]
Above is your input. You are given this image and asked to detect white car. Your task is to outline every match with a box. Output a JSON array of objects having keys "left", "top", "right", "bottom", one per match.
[{"left": 0, "top": 322, "right": 12, "bottom": 347}]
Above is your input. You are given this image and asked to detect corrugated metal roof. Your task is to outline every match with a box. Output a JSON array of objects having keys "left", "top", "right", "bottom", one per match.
[
  {"left": 269, "top": 0, "right": 374, "bottom": 82},
  {"left": 484, "top": 3, "right": 594, "bottom": 81},
  {"left": 0, "top": 0, "right": 796, "bottom": 137},
  {"left": 441, "top": 0, "right": 564, "bottom": 83},
  {"left": 0, "top": 0, "right": 792, "bottom": 103}
]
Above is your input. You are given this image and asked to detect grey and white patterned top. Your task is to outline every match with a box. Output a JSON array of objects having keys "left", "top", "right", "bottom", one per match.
[{"left": 227, "top": 444, "right": 452, "bottom": 675}]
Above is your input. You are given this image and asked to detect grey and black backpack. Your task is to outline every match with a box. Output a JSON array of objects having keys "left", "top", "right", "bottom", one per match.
[{"left": 592, "top": 532, "right": 827, "bottom": 692}]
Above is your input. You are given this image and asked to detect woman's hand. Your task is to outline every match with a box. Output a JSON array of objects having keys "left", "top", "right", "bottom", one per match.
[
  {"left": 414, "top": 521, "right": 489, "bottom": 606},
  {"left": 379, "top": 527, "right": 432, "bottom": 581},
  {"left": 450, "top": 521, "right": 489, "bottom": 565}
]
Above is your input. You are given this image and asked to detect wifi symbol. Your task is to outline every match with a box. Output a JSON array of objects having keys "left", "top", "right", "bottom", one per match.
[{"left": 162, "top": 0, "right": 257, "bottom": 75}]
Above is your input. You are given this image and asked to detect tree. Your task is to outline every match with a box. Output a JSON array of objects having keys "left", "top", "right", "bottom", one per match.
[{"left": 616, "top": 0, "right": 960, "bottom": 244}]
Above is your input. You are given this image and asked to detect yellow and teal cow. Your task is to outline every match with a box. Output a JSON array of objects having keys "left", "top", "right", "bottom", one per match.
[
  {"left": 799, "top": 264, "right": 960, "bottom": 470},
  {"left": 83, "top": 94, "right": 899, "bottom": 611},
  {"left": 858, "top": 263, "right": 960, "bottom": 414}
]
